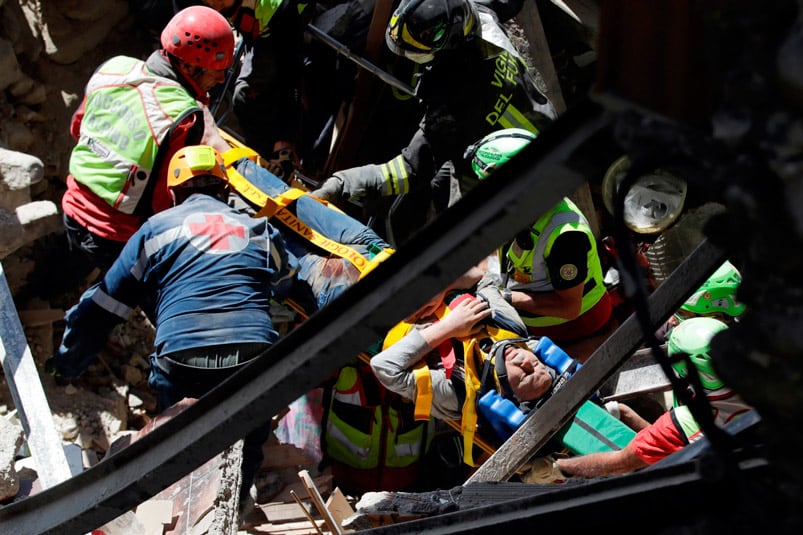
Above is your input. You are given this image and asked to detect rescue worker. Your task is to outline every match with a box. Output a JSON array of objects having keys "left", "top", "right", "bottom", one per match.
[
  {"left": 656, "top": 260, "right": 746, "bottom": 340},
  {"left": 312, "top": 0, "right": 557, "bottom": 238},
  {"left": 469, "top": 129, "right": 614, "bottom": 362},
  {"left": 62, "top": 5, "right": 236, "bottom": 271},
  {"left": 47, "top": 145, "right": 297, "bottom": 514},
  {"left": 202, "top": 0, "right": 314, "bottom": 164},
  {"left": 525, "top": 317, "right": 754, "bottom": 481}
]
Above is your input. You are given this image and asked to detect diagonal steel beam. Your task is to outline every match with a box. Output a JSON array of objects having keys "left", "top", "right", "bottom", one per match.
[
  {"left": 0, "top": 100, "right": 609, "bottom": 535},
  {"left": 0, "top": 263, "right": 75, "bottom": 489}
]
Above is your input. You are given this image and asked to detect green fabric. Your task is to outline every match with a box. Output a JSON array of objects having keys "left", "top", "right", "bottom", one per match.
[{"left": 554, "top": 400, "right": 636, "bottom": 455}]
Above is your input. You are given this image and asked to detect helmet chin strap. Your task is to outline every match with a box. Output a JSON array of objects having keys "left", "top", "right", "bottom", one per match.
[
  {"left": 490, "top": 337, "right": 558, "bottom": 406},
  {"left": 489, "top": 337, "right": 529, "bottom": 401}
]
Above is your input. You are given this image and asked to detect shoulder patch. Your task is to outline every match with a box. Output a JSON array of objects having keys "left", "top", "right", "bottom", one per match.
[{"left": 559, "top": 263, "right": 578, "bottom": 281}]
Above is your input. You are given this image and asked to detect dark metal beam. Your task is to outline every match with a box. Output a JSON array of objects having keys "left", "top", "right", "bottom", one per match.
[{"left": 0, "top": 100, "right": 609, "bottom": 535}]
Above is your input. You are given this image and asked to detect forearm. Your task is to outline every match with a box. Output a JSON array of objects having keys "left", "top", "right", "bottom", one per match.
[
  {"left": 510, "top": 286, "right": 582, "bottom": 320},
  {"left": 556, "top": 446, "right": 648, "bottom": 478},
  {"left": 370, "top": 329, "right": 433, "bottom": 399}
]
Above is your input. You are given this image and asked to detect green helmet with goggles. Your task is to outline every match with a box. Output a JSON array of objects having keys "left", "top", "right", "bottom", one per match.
[
  {"left": 681, "top": 261, "right": 746, "bottom": 317},
  {"left": 465, "top": 128, "right": 536, "bottom": 180},
  {"left": 669, "top": 316, "right": 729, "bottom": 391},
  {"left": 385, "top": 0, "right": 479, "bottom": 64}
]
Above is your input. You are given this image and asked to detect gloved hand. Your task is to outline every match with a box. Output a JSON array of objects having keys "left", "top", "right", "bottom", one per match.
[
  {"left": 520, "top": 455, "right": 566, "bottom": 484},
  {"left": 312, "top": 164, "right": 385, "bottom": 203},
  {"left": 44, "top": 354, "right": 81, "bottom": 381},
  {"left": 311, "top": 175, "right": 345, "bottom": 202}
]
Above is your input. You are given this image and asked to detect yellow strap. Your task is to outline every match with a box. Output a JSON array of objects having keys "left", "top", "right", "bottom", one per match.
[
  {"left": 412, "top": 363, "right": 433, "bottom": 422},
  {"left": 222, "top": 155, "right": 392, "bottom": 276},
  {"left": 221, "top": 146, "right": 259, "bottom": 167},
  {"left": 460, "top": 338, "right": 483, "bottom": 466}
]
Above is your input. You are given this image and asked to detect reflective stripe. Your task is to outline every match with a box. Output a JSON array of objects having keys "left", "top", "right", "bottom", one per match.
[
  {"left": 498, "top": 103, "right": 538, "bottom": 133},
  {"left": 380, "top": 155, "right": 409, "bottom": 196},
  {"left": 91, "top": 287, "right": 133, "bottom": 320},
  {"left": 144, "top": 226, "right": 183, "bottom": 258},
  {"left": 326, "top": 420, "right": 371, "bottom": 459},
  {"left": 333, "top": 390, "right": 363, "bottom": 405},
  {"left": 393, "top": 439, "right": 421, "bottom": 459}
]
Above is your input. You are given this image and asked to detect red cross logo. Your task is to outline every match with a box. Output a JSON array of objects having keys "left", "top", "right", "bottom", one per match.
[{"left": 186, "top": 213, "right": 248, "bottom": 253}]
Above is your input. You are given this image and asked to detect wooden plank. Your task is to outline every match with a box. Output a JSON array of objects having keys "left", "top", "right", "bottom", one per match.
[
  {"left": 466, "top": 238, "right": 727, "bottom": 483},
  {"left": 262, "top": 501, "right": 314, "bottom": 524},
  {"left": 290, "top": 490, "right": 324, "bottom": 535},
  {"left": 515, "top": 1, "right": 600, "bottom": 238},
  {"left": 299, "top": 469, "right": 342, "bottom": 535},
  {"left": 255, "top": 519, "right": 327, "bottom": 535},
  {"left": 325, "top": 488, "right": 355, "bottom": 533},
  {"left": 0, "top": 262, "right": 75, "bottom": 489},
  {"left": 549, "top": 0, "right": 600, "bottom": 45},
  {"left": 272, "top": 474, "right": 333, "bottom": 504}
]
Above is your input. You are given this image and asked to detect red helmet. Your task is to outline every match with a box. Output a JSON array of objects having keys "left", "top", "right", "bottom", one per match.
[{"left": 161, "top": 6, "right": 235, "bottom": 71}]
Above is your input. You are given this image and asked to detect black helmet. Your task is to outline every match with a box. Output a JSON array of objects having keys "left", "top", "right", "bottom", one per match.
[{"left": 385, "top": 0, "right": 479, "bottom": 64}]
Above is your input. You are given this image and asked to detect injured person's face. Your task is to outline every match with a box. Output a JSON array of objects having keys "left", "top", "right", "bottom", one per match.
[{"left": 504, "top": 346, "right": 553, "bottom": 402}]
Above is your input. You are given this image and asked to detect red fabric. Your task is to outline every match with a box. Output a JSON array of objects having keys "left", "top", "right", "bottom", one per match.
[
  {"left": 436, "top": 340, "right": 456, "bottom": 379},
  {"left": 62, "top": 111, "right": 200, "bottom": 242},
  {"left": 527, "top": 291, "right": 614, "bottom": 341},
  {"left": 436, "top": 293, "right": 477, "bottom": 378},
  {"left": 630, "top": 409, "right": 688, "bottom": 465}
]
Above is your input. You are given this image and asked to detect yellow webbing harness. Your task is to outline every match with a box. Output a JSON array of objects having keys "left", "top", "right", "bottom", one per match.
[
  {"left": 381, "top": 302, "right": 523, "bottom": 466},
  {"left": 219, "top": 144, "right": 393, "bottom": 279}
]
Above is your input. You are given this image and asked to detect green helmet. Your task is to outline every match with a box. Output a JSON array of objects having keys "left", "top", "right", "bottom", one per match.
[
  {"left": 681, "top": 261, "right": 746, "bottom": 317},
  {"left": 669, "top": 316, "right": 729, "bottom": 390},
  {"left": 466, "top": 128, "right": 536, "bottom": 180}
]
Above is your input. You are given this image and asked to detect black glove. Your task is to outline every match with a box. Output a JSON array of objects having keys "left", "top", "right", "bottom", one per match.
[{"left": 44, "top": 356, "right": 58, "bottom": 376}]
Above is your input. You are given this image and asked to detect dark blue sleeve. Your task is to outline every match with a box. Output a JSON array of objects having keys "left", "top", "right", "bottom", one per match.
[{"left": 50, "top": 232, "right": 146, "bottom": 378}]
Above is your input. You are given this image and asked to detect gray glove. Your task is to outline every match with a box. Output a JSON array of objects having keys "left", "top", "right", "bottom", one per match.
[
  {"left": 313, "top": 164, "right": 388, "bottom": 203},
  {"left": 312, "top": 176, "right": 345, "bottom": 201}
]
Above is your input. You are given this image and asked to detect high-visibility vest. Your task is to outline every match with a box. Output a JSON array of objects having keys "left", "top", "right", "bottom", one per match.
[
  {"left": 505, "top": 198, "right": 607, "bottom": 328},
  {"left": 322, "top": 363, "right": 431, "bottom": 471},
  {"left": 69, "top": 55, "right": 200, "bottom": 215},
  {"left": 234, "top": 0, "right": 310, "bottom": 39}
]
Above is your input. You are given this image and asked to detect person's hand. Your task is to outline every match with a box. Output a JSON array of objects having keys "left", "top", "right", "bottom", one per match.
[
  {"left": 44, "top": 355, "right": 81, "bottom": 384},
  {"left": 312, "top": 176, "right": 345, "bottom": 202},
  {"left": 439, "top": 297, "right": 491, "bottom": 339},
  {"left": 520, "top": 455, "right": 566, "bottom": 484}
]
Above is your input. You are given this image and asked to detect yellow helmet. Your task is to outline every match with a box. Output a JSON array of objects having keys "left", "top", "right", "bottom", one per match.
[{"left": 168, "top": 145, "right": 228, "bottom": 189}]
